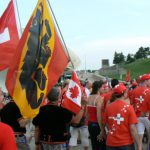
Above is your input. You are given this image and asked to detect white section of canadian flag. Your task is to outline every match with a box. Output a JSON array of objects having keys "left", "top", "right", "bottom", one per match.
[{"left": 66, "top": 80, "right": 82, "bottom": 107}]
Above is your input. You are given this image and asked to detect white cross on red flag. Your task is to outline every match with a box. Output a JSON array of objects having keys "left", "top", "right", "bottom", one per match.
[
  {"left": 62, "top": 71, "right": 82, "bottom": 114},
  {"left": 0, "top": 0, "right": 20, "bottom": 70}
]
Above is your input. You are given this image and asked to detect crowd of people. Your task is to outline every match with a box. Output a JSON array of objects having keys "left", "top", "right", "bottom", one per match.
[{"left": 0, "top": 72, "right": 150, "bottom": 150}]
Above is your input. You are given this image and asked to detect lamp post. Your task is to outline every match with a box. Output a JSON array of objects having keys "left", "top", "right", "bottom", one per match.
[{"left": 85, "top": 54, "right": 87, "bottom": 74}]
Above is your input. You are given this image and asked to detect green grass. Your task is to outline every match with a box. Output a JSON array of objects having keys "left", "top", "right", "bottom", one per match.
[
  {"left": 123, "top": 58, "right": 150, "bottom": 79},
  {"left": 108, "top": 58, "right": 150, "bottom": 80}
]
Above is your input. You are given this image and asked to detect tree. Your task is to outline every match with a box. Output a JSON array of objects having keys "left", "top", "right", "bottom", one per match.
[
  {"left": 120, "top": 52, "right": 125, "bottom": 63},
  {"left": 126, "top": 53, "right": 135, "bottom": 63},
  {"left": 113, "top": 51, "right": 125, "bottom": 64},
  {"left": 144, "top": 47, "right": 150, "bottom": 58},
  {"left": 134, "top": 47, "right": 147, "bottom": 59},
  {"left": 113, "top": 51, "right": 120, "bottom": 64},
  {"left": 87, "top": 70, "right": 92, "bottom": 73}
]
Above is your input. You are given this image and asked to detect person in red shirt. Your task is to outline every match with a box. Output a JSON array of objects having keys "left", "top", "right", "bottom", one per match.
[
  {"left": 101, "top": 79, "right": 119, "bottom": 121},
  {"left": 128, "top": 81, "right": 138, "bottom": 102},
  {"left": 0, "top": 122, "right": 17, "bottom": 150},
  {"left": 87, "top": 80, "right": 106, "bottom": 150},
  {"left": 103, "top": 83, "right": 141, "bottom": 150},
  {"left": 141, "top": 90, "right": 150, "bottom": 148},
  {"left": 130, "top": 73, "right": 150, "bottom": 149},
  {"left": 140, "top": 73, "right": 150, "bottom": 113},
  {"left": 141, "top": 91, "right": 150, "bottom": 113},
  {"left": 102, "top": 79, "right": 119, "bottom": 106},
  {"left": 101, "top": 81, "right": 111, "bottom": 94}
]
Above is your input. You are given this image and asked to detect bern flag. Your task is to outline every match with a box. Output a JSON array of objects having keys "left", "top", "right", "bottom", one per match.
[
  {"left": 62, "top": 71, "right": 82, "bottom": 114},
  {"left": 0, "top": 0, "right": 20, "bottom": 70},
  {"left": 6, "top": 0, "right": 69, "bottom": 118}
]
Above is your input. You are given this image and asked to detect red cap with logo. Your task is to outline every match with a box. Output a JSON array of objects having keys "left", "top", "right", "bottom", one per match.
[
  {"left": 140, "top": 73, "right": 150, "bottom": 81},
  {"left": 113, "top": 83, "right": 127, "bottom": 95}
]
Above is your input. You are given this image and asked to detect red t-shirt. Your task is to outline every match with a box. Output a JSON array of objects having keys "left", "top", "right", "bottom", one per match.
[
  {"left": 0, "top": 122, "right": 17, "bottom": 150},
  {"left": 104, "top": 100, "right": 137, "bottom": 147},
  {"left": 130, "top": 86, "right": 150, "bottom": 117},
  {"left": 141, "top": 91, "right": 150, "bottom": 113}
]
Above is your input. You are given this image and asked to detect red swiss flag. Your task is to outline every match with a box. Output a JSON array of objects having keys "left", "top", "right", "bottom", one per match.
[
  {"left": 0, "top": 0, "right": 20, "bottom": 70},
  {"left": 125, "top": 70, "right": 130, "bottom": 82}
]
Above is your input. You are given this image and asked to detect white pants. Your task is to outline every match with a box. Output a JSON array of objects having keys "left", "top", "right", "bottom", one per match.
[
  {"left": 136, "top": 117, "right": 150, "bottom": 135},
  {"left": 69, "top": 126, "right": 89, "bottom": 147}
]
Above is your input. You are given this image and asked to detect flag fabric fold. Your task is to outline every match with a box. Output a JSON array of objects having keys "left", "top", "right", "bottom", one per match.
[
  {"left": 6, "top": 0, "right": 69, "bottom": 118},
  {"left": 0, "top": 0, "right": 20, "bottom": 70},
  {"left": 62, "top": 71, "right": 82, "bottom": 114}
]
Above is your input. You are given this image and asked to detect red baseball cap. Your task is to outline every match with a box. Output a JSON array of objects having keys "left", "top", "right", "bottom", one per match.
[
  {"left": 113, "top": 83, "right": 127, "bottom": 95},
  {"left": 140, "top": 73, "right": 150, "bottom": 81}
]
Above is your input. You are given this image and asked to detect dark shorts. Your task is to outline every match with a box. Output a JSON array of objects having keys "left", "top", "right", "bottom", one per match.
[{"left": 106, "top": 144, "right": 135, "bottom": 150}]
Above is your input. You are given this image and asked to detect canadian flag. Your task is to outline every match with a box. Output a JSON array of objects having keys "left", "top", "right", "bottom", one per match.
[
  {"left": 62, "top": 71, "right": 82, "bottom": 114},
  {"left": 0, "top": 0, "right": 20, "bottom": 70}
]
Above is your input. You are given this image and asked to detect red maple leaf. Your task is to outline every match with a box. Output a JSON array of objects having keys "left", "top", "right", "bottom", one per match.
[{"left": 69, "top": 85, "right": 79, "bottom": 99}]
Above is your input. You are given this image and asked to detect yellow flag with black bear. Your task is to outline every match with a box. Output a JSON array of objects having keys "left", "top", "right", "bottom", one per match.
[{"left": 6, "top": 0, "right": 69, "bottom": 118}]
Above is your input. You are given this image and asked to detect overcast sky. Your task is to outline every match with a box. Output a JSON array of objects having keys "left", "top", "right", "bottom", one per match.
[{"left": 1, "top": 0, "right": 150, "bottom": 70}]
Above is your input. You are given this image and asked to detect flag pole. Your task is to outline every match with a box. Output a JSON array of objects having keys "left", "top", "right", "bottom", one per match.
[
  {"left": 46, "top": 0, "right": 75, "bottom": 69},
  {"left": 13, "top": 0, "right": 23, "bottom": 35}
]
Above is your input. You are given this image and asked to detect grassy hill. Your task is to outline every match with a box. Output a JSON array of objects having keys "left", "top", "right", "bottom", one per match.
[
  {"left": 121, "top": 58, "right": 150, "bottom": 80},
  {"left": 105, "top": 58, "right": 150, "bottom": 80}
]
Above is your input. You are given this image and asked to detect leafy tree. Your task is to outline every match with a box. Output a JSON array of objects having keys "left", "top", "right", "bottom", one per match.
[
  {"left": 134, "top": 47, "right": 147, "bottom": 59},
  {"left": 87, "top": 70, "right": 92, "bottom": 73},
  {"left": 113, "top": 51, "right": 120, "bottom": 64},
  {"left": 120, "top": 52, "right": 125, "bottom": 63},
  {"left": 126, "top": 54, "right": 135, "bottom": 63},
  {"left": 144, "top": 47, "right": 150, "bottom": 58},
  {"left": 114, "top": 46, "right": 150, "bottom": 65},
  {"left": 113, "top": 51, "right": 125, "bottom": 64}
]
